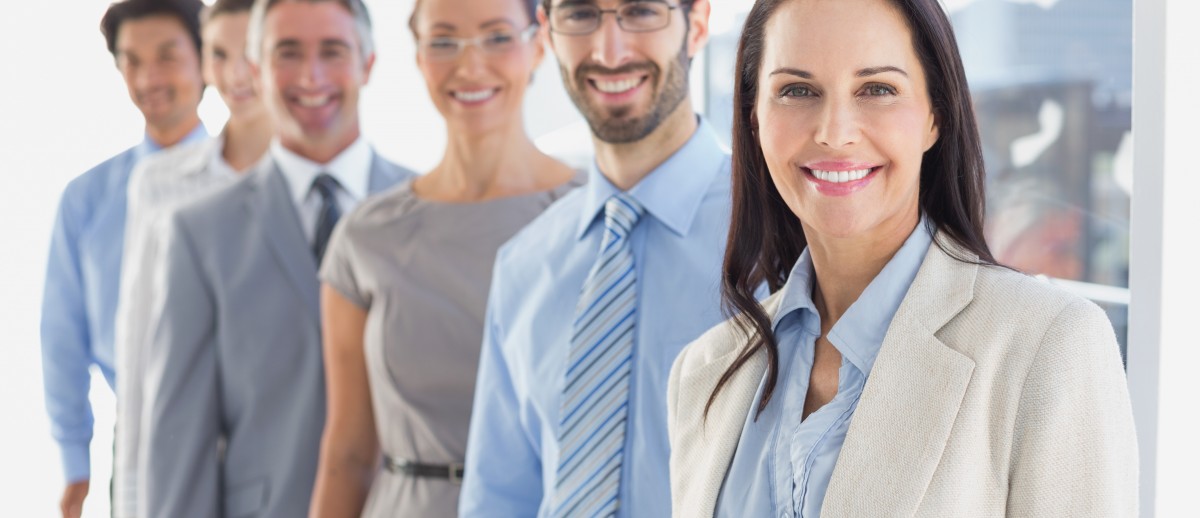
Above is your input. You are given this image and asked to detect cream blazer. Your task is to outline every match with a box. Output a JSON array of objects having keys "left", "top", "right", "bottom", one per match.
[{"left": 667, "top": 235, "right": 1138, "bottom": 517}]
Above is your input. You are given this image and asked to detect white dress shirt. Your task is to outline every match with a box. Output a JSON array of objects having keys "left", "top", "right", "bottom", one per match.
[
  {"left": 270, "top": 137, "right": 372, "bottom": 245},
  {"left": 113, "top": 133, "right": 250, "bottom": 518}
]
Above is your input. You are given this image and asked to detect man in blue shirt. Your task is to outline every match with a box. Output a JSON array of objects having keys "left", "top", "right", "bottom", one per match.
[
  {"left": 461, "top": 1, "right": 725, "bottom": 516},
  {"left": 40, "top": 0, "right": 206, "bottom": 515}
]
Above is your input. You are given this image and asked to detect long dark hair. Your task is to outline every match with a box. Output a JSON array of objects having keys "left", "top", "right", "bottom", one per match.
[{"left": 708, "top": 0, "right": 997, "bottom": 418}]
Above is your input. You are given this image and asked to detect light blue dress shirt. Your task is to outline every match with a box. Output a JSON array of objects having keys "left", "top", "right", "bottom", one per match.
[
  {"left": 461, "top": 119, "right": 734, "bottom": 518},
  {"left": 41, "top": 125, "right": 207, "bottom": 482},
  {"left": 716, "top": 219, "right": 933, "bottom": 518}
]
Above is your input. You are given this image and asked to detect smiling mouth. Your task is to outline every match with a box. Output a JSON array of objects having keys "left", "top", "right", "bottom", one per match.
[
  {"left": 590, "top": 76, "right": 647, "bottom": 95},
  {"left": 808, "top": 167, "right": 878, "bottom": 184},
  {"left": 452, "top": 88, "right": 499, "bottom": 103},
  {"left": 294, "top": 93, "right": 334, "bottom": 108}
]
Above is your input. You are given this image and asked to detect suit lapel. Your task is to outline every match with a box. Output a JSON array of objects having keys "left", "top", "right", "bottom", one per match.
[
  {"left": 247, "top": 161, "right": 320, "bottom": 320},
  {"left": 822, "top": 235, "right": 978, "bottom": 516}
]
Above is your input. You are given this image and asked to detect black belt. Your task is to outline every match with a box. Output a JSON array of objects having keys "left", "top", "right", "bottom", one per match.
[{"left": 382, "top": 455, "right": 464, "bottom": 485}]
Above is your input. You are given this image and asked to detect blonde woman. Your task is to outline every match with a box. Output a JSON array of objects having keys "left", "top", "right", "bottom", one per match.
[{"left": 308, "top": 0, "right": 579, "bottom": 516}]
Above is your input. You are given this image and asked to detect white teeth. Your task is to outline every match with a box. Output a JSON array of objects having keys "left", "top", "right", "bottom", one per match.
[
  {"left": 594, "top": 78, "right": 641, "bottom": 94},
  {"left": 297, "top": 95, "right": 331, "bottom": 108},
  {"left": 453, "top": 89, "right": 497, "bottom": 103},
  {"left": 811, "top": 168, "right": 871, "bottom": 183}
]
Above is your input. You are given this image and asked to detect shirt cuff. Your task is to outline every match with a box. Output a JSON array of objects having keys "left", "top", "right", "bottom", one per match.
[{"left": 59, "top": 441, "right": 90, "bottom": 483}]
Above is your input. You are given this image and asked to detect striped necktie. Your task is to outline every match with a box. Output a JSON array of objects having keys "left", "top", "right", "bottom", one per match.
[
  {"left": 554, "top": 192, "right": 645, "bottom": 517},
  {"left": 311, "top": 173, "right": 342, "bottom": 265}
]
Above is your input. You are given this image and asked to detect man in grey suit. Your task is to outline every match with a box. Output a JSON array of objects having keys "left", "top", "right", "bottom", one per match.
[{"left": 139, "top": 1, "right": 412, "bottom": 516}]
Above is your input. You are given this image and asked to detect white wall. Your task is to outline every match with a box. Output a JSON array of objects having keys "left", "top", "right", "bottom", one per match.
[{"left": 1152, "top": 0, "right": 1200, "bottom": 513}]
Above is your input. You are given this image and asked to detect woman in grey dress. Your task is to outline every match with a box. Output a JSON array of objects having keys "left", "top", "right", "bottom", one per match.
[{"left": 307, "top": 0, "right": 579, "bottom": 516}]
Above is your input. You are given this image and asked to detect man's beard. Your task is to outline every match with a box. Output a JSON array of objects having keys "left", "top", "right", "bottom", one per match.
[{"left": 561, "top": 45, "right": 690, "bottom": 144}]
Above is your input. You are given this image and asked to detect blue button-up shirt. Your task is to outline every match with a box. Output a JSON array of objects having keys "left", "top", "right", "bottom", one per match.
[
  {"left": 461, "top": 119, "right": 733, "bottom": 518},
  {"left": 716, "top": 220, "right": 933, "bottom": 518},
  {"left": 41, "top": 125, "right": 207, "bottom": 482}
]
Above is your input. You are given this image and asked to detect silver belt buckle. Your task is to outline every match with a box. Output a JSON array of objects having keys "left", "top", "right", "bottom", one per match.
[{"left": 448, "top": 462, "right": 464, "bottom": 485}]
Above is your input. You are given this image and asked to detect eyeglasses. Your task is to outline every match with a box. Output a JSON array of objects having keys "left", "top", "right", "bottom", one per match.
[
  {"left": 549, "top": 1, "right": 682, "bottom": 36},
  {"left": 418, "top": 24, "right": 540, "bottom": 61}
]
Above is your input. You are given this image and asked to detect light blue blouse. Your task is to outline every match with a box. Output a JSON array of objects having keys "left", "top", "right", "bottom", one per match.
[{"left": 716, "top": 220, "right": 933, "bottom": 518}]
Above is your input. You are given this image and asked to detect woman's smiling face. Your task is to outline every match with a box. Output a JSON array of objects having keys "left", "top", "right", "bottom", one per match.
[{"left": 756, "top": 0, "right": 940, "bottom": 240}]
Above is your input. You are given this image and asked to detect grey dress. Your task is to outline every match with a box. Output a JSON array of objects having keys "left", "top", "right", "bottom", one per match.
[{"left": 319, "top": 174, "right": 583, "bottom": 517}]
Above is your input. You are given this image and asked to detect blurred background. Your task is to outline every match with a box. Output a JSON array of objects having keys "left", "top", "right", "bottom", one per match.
[{"left": 1, "top": 0, "right": 1193, "bottom": 516}]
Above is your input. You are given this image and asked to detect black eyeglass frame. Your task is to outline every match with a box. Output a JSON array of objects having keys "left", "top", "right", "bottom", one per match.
[{"left": 547, "top": 1, "right": 685, "bottom": 36}]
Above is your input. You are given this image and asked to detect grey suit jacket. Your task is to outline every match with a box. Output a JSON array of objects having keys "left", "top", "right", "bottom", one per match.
[
  {"left": 140, "top": 154, "right": 412, "bottom": 518},
  {"left": 668, "top": 234, "right": 1138, "bottom": 517}
]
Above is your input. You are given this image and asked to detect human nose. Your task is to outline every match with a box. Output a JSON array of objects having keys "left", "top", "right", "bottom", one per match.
[
  {"left": 230, "top": 53, "right": 253, "bottom": 84},
  {"left": 135, "top": 61, "right": 165, "bottom": 90},
  {"left": 590, "top": 11, "right": 631, "bottom": 68},
  {"left": 297, "top": 52, "right": 325, "bottom": 87},
  {"left": 452, "top": 42, "right": 488, "bottom": 78},
  {"left": 814, "top": 96, "right": 862, "bottom": 149}
]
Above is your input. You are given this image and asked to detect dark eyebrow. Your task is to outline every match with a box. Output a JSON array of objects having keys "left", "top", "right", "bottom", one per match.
[
  {"left": 320, "top": 39, "right": 353, "bottom": 50},
  {"left": 274, "top": 39, "right": 301, "bottom": 51},
  {"left": 157, "top": 40, "right": 181, "bottom": 52},
  {"left": 431, "top": 22, "right": 457, "bottom": 31},
  {"left": 481, "top": 18, "right": 518, "bottom": 29},
  {"left": 857, "top": 66, "right": 908, "bottom": 77},
  {"left": 555, "top": 0, "right": 594, "bottom": 8},
  {"left": 768, "top": 67, "right": 812, "bottom": 79}
]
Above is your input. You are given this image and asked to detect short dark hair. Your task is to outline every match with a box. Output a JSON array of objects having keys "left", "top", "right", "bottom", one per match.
[
  {"left": 100, "top": 0, "right": 205, "bottom": 58},
  {"left": 202, "top": 0, "right": 258, "bottom": 25},
  {"left": 709, "top": 0, "right": 995, "bottom": 419},
  {"left": 409, "top": 0, "right": 538, "bottom": 39}
]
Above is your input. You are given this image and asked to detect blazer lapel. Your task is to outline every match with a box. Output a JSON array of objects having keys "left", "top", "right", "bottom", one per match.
[
  {"left": 247, "top": 161, "right": 320, "bottom": 320},
  {"left": 675, "top": 293, "right": 784, "bottom": 518},
  {"left": 822, "top": 235, "right": 978, "bottom": 517}
]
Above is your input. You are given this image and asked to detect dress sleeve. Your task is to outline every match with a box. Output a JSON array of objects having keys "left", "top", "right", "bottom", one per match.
[{"left": 318, "top": 216, "right": 369, "bottom": 309}]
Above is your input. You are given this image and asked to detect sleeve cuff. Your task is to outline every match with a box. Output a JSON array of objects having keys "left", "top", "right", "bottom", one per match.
[{"left": 59, "top": 441, "right": 91, "bottom": 483}]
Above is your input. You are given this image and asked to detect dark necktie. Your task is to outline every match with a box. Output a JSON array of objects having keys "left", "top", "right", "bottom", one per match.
[{"left": 311, "top": 173, "right": 342, "bottom": 265}]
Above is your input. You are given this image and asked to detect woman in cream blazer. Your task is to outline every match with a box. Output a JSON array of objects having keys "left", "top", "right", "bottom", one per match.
[{"left": 666, "top": 0, "right": 1138, "bottom": 516}]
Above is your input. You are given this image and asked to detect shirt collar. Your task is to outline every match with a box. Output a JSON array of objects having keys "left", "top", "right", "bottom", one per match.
[
  {"left": 206, "top": 137, "right": 240, "bottom": 180},
  {"left": 135, "top": 122, "right": 208, "bottom": 162},
  {"left": 575, "top": 117, "right": 729, "bottom": 240},
  {"left": 270, "top": 136, "right": 373, "bottom": 205},
  {"left": 771, "top": 217, "right": 934, "bottom": 376}
]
